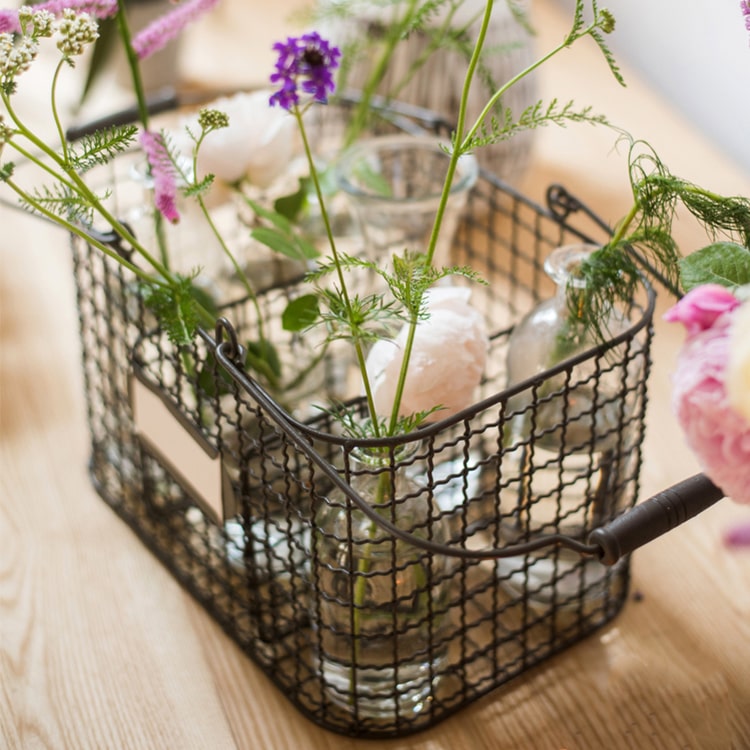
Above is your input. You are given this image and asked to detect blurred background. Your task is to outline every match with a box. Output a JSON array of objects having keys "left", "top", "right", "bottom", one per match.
[{"left": 556, "top": 0, "right": 750, "bottom": 175}]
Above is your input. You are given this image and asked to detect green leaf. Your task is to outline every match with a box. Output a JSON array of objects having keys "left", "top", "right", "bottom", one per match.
[
  {"left": 245, "top": 339, "right": 282, "bottom": 381},
  {"left": 274, "top": 180, "right": 307, "bottom": 221},
  {"left": 188, "top": 281, "right": 219, "bottom": 319},
  {"left": 251, "top": 226, "right": 305, "bottom": 260},
  {"left": 679, "top": 242, "right": 750, "bottom": 291},
  {"left": 0, "top": 162, "right": 15, "bottom": 181},
  {"left": 250, "top": 225, "right": 319, "bottom": 261},
  {"left": 245, "top": 197, "right": 294, "bottom": 233},
  {"left": 282, "top": 294, "right": 320, "bottom": 332},
  {"left": 350, "top": 160, "right": 393, "bottom": 197},
  {"left": 196, "top": 350, "right": 234, "bottom": 399}
]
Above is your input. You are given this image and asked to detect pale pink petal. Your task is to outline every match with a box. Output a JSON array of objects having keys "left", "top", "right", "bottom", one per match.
[
  {"left": 669, "top": 300, "right": 750, "bottom": 504},
  {"left": 663, "top": 283, "right": 740, "bottom": 336}
]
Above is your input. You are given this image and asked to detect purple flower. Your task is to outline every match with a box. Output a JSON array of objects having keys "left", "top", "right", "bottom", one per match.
[
  {"left": 140, "top": 130, "right": 180, "bottom": 224},
  {"left": 131, "top": 0, "right": 220, "bottom": 61},
  {"left": 269, "top": 32, "right": 341, "bottom": 110},
  {"left": 743, "top": 0, "right": 750, "bottom": 42},
  {"left": 723, "top": 520, "right": 750, "bottom": 548}
]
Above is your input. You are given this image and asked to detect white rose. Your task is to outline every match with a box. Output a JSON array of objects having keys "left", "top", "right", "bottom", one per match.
[
  {"left": 365, "top": 286, "right": 489, "bottom": 420},
  {"left": 177, "top": 90, "right": 296, "bottom": 186},
  {"left": 726, "top": 298, "right": 750, "bottom": 423}
]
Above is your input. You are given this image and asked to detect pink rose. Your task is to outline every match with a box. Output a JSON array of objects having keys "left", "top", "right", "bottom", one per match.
[{"left": 665, "top": 285, "right": 750, "bottom": 504}]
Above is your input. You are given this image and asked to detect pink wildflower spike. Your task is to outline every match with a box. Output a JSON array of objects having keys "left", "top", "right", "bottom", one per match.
[
  {"left": 666, "top": 285, "right": 750, "bottom": 505},
  {"left": 0, "top": 1, "right": 117, "bottom": 32},
  {"left": 32, "top": 0, "right": 118, "bottom": 18},
  {"left": 131, "top": 0, "right": 220, "bottom": 60},
  {"left": 140, "top": 130, "right": 180, "bottom": 224},
  {"left": 663, "top": 283, "right": 741, "bottom": 337},
  {"left": 0, "top": 10, "right": 18, "bottom": 33}
]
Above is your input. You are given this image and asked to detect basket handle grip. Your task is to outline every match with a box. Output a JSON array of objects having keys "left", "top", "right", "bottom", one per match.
[{"left": 588, "top": 474, "right": 724, "bottom": 565}]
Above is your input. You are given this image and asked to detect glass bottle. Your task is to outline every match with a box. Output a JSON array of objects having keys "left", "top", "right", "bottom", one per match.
[
  {"left": 498, "top": 244, "right": 644, "bottom": 608},
  {"left": 310, "top": 445, "right": 450, "bottom": 722}
]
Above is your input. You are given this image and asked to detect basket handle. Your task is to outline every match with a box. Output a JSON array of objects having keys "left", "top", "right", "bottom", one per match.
[
  {"left": 588, "top": 473, "right": 724, "bottom": 564},
  {"left": 212, "top": 327, "right": 725, "bottom": 564}
]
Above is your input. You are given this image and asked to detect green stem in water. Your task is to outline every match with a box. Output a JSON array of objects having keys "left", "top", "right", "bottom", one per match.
[{"left": 349, "top": 464, "right": 392, "bottom": 701}]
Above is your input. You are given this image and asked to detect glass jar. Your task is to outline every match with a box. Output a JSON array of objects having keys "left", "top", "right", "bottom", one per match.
[
  {"left": 498, "top": 244, "right": 643, "bottom": 608},
  {"left": 310, "top": 445, "right": 450, "bottom": 722},
  {"left": 334, "top": 134, "right": 478, "bottom": 268}
]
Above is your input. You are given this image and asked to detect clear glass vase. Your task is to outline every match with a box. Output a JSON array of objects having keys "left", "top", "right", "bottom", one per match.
[
  {"left": 334, "top": 134, "right": 478, "bottom": 268},
  {"left": 311, "top": 445, "right": 450, "bottom": 722},
  {"left": 498, "top": 244, "right": 643, "bottom": 608}
]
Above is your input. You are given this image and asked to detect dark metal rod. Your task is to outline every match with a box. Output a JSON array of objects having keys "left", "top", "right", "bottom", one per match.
[{"left": 588, "top": 474, "right": 725, "bottom": 565}]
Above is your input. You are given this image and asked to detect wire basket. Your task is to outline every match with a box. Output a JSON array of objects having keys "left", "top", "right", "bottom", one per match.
[{"left": 71, "top": 101, "right": 655, "bottom": 738}]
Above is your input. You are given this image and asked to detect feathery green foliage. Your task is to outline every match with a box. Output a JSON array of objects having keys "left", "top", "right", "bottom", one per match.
[
  {"left": 140, "top": 273, "right": 205, "bottom": 347},
  {"left": 468, "top": 98, "right": 611, "bottom": 150},
  {"left": 68, "top": 124, "right": 138, "bottom": 172},
  {"left": 23, "top": 182, "right": 109, "bottom": 225},
  {"left": 323, "top": 403, "right": 440, "bottom": 442},
  {"left": 309, "top": 249, "right": 484, "bottom": 344},
  {"left": 573, "top": 140, "right": 750, "bottom": 340}
]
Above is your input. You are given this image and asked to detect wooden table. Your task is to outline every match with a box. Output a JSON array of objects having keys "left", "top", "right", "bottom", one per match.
[{"left": 2, "top": 1, "right": 749, "bottom": 748}]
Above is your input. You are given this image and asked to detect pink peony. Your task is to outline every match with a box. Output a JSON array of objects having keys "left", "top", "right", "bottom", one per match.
[
  {"left": 665, "top": 285, "right": 750, "bottom": 504},
  {"left": 726, "top": 299, "right": 750, "bottom": 423},
  {"left": 365, "top": 286, "right": 489, "bottom": 420}
]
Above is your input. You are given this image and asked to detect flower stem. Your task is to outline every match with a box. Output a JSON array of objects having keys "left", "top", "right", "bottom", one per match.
[
  {"left": 384, "top": 0, "right": 494, "bottom": 436},
  {"left": 115, "top": 0, "right": 150, "bottom": 129},
  {"left": 114, "top": 0, "right": 173, "bottom": 269},
  {"left": 195, "top": 193, "right": 266, "bottom": 340},
  {"left": 50, "top": 60, "right": 70, "bottom": 163},
  {"left": 294, "top": 104, "right": 382, "bottom": 436},
  {"left": 349, "top": 463, "right": 392, "bottom": 701}
]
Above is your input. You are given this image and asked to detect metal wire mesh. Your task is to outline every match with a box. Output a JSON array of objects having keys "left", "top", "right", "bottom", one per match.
[{"left": 71, "top": 103, "right": 654, "bottom": 738}]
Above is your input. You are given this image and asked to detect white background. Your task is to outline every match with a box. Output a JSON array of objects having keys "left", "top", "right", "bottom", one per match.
[{"left": 555, "top": 0, "right": 750, "bottom": 175}]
